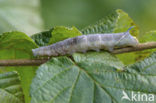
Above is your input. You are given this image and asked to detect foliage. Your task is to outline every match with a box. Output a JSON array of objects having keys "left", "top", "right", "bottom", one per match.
[
  {"left": 49, "top": 26, "right": 82, "bottom": 44},
  {"left": 31, "top": 29, "right": 53, "bottom": 46},
  {"left": 135, "top": 31, "right": 156, "bottom": 61},
  {"left": 31, "top": 26, "right": 82, "bottom": 47},
  {"left": 0, "top": 71, "right": 24, "bottom": 103},
  {"left": 0, "top": 31, "right": 38, "bottom": 103},
  {"left": 30, "top": 52, "right": 124, "bottom": 103},
  {"left": 81, "top": 9, "right": 139, "bottom": 37},
  {"left": 30, "top": 52, "right": 156, "bottom": 103}
]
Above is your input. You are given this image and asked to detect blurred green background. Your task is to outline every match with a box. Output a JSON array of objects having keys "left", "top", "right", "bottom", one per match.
[
  {"left": 41, "top": 0, "right": 156, "bottom": 33},
  {"left": 0, "top": 0, "right": 156, "bottom": 35}
]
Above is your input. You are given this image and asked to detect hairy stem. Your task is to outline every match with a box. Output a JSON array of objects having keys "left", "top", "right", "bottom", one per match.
[{"left": 0, "top": 42, "right": 156, "bottom": 66}]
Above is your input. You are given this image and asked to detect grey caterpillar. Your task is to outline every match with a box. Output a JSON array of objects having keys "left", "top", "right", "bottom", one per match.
[{"left": 32, "top": 27, "right": 139, "bottom": 57}]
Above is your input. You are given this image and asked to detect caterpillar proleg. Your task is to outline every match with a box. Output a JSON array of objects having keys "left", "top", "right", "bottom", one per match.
[{"left": 32, "top": 27, "right": 139, "bottom": 57}]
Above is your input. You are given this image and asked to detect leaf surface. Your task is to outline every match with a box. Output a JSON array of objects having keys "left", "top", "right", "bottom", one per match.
[
  {"left": 49, "top": 26, "right": 82, "bottom": 44},
  {"left": 135, "top": 31, "right": 156, "bottom": 61},
  {"left": 31, "top": 51, "right": 156, "bottom": 103},
  {"left": 31, "top": 26, "right": 82, "bottom": 47},
  {"left": 0, "top": 71, "right": 24, "bottom": 103},
  {"left": 31, "top": 30, "right": 52, "bottom": 46},
  {"left": 30, "top": 52, "right": 124, "bottom": 103},
  {"left": 81, "top": 9, "right": 139, "bottom": 37},
  {"left": 0, "top": 31, "right": 38, "bottom": 103}
]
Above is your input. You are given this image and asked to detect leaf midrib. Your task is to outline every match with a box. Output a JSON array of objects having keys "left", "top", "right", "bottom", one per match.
[{"left": 72, "top": 61, "right": 119, "bottom": 103}]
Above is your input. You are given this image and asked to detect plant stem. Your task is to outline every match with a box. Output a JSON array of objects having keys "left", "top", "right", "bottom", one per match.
[
  {"left": 0, "top": 42, "right": 156, "bottom": 66},
  {"left": 0, "top": 59, "right": 48, "bottom": 66},
  {"left": 112, "top": 42, "right": 156, "bottom": 54}
]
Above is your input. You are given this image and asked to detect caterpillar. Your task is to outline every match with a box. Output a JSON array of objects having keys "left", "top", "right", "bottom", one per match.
[{"left": 32, "top": 27, "right": 139, "bottom": 57}]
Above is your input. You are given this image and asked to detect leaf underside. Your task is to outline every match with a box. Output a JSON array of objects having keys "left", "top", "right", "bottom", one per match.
[{"left": 81, "top": 9, "right": 139, "bottom": 37}]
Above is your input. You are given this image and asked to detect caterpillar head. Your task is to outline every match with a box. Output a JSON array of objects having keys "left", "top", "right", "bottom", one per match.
[
  {"left": 125, "top": 26, "right": 139, "bottom": 46},
  {"left": 117, "top": 32, "right": 139, "bottom": 47}
]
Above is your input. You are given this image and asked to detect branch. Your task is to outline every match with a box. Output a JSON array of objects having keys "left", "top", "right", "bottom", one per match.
[
  {"left": 112, "top": 42, "right": 156, "bottom": 54},
  {"left": 0, "top": 42, "right": 156, "bottom": 66},
  {"left": 0, "top": 59, "right": 49, "bottom": 66}
]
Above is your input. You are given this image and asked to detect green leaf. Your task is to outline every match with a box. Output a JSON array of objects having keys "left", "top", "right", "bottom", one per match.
[
  {"left": 140, "top": 31, "right": 156, "bottom": 43},
  {"left": 0, "top": 71, "right": 24, "bottom": 103},
  {"left": 31, "top": 29, "right": 53, "bottom": 46},
  {"left": 0, "top": 31, "right": 38, "bottom": 103},
  {"left": 31, "top": 26, "right": 82, "bottom": 47},
  {"left": 0, "top": 32, "right": 38, "bottom": 51},
  {"left": 81, "top": 9, "right": 139, "bottom": 37},
  {"left": 31, "top": 51, "right": 156, "bottom": 103},
  {"left": 135, "top": 31, "right": 156, "bottom": 61},
  {"left": 49, "top": 26, "right": 82, "bottom": 44},
  {"left": 30, "top": 52, "right": 124, "bottom": 103},
  {"left": 0, "top": 0, "right": 43, "bottom": 35},
  {"left": 113, "top": 9, "right": 139, "bottom": 37}
]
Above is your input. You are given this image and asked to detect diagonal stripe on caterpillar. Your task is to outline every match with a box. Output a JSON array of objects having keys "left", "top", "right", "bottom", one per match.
[{"left": 32, "top": 27, "right": 139, "bottom": 57}]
